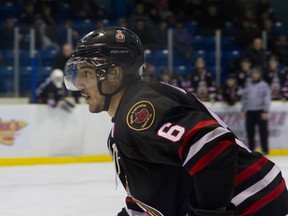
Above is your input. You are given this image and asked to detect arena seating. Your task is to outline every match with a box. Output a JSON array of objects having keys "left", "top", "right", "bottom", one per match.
[{"left": 0, "top": 1, "right": 287, "bottom": 97}]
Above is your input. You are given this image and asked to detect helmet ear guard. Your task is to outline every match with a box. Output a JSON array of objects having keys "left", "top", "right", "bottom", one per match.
[
  {"left": 96, "top": 68, "right": 107, "bottom": 81},
  {"left": 95, "top": 64, "right": 120, "bottom": 82}
]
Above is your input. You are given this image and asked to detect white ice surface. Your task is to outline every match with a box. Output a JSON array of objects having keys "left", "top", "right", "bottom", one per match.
[
  {"left": 0, "top": 163, "right": 126, "bottom": 216},
  {"left": 0, "top": 157, "right": 287, "bottom": 216}
]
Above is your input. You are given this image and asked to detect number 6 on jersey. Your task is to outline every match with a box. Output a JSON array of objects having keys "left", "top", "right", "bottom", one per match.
[{"left": 157, "top": 123, "right": 185, "bottom": 142}]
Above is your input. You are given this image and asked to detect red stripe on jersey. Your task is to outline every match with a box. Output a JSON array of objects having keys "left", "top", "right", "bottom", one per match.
[
  {"left": 179, "top": 120, "right": 218, "bottom": 159},
  {"left": 235, "top": 156, "right": 269, "bottom": 187},
  {"left": 239, "top": 179, "right": 286, "bottom": 216},
  {"left": 188, "top": 140, "right": 234, "bottom": 175},
  {"left": 126, "top": 196, "right": 137, "bottom": 204}
]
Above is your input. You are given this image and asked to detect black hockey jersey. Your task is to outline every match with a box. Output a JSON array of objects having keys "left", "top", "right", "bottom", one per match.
[{"left": 108, "top": 81, "right": 288, "bottom": 216}]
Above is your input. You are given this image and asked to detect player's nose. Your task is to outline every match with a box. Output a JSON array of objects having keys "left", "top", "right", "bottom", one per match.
[{"left": 75, "top": 76, "right": 85, "bottom": 90}]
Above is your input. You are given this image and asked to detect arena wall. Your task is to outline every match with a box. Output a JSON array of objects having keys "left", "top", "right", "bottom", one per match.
[{"left": 0, "top": 102, "right": 288, "bottom": 166}]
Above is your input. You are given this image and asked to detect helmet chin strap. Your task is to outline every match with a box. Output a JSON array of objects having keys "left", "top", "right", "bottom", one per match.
[
  {"left": 97, "top": 67, "right": 141, "bottom": 111},
  {"left": 98, "top": 81, "right": 127, "bottom": 111},
  {"left": 103, "top": 96, "right": 111, "bottom": 111}
]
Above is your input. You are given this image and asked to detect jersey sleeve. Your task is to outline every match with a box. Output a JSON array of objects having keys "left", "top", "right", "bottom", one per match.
[{"left": 123, "top": 97, "right": 238, "bottom": 208}]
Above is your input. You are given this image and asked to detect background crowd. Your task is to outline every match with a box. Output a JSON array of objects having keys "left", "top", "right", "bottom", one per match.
[{"left": 0, "top": 0, "right": 288, "bottom": 105}]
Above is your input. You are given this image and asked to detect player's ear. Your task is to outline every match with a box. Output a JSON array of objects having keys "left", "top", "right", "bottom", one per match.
[{"left": 107, "top": 66, "right": 124, "bottom": 86}]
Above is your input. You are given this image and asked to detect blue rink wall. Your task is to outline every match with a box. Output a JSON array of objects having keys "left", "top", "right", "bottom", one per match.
[{"left": 0, "top": 102, "right": 288, "bottom": 166}]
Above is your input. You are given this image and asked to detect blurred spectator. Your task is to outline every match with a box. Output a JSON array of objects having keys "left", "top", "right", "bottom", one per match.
[
  {"left": 36, "top": 69, "right": 74, "bottom": 112},
  {"left": 128, "top": 3, "right": 151, "bottom": 28},
  {"left": 40, "top": 4, "right": 56, "bottom": 26},
  {"left": 133, "top": 19, "right": 156, "bottom": 49},
  {"left": 245, "top": 37, "right": 266, "bottom": 68},
  {"left": 0, "top": 18, "right": 16, "bottom": 50},
  {"left": 159, "top": 70, "right": 181, "bottom": 87},
  {"left": 189, "top": 57, "right": 216, "bottom": 101},
  {"left": 19, "top": 1, "right": 36, "bottom": 26},
  {"left": 261, "top": 18, "right": 277, "bottom": 50},
  {"left": 257, "top": 0, "right": 274, "bottom": 20},
  {"left": 53, "top": 44, "right": 73, "bottom": 70},
  {"left": 235, "top": 10, "right": 261, "bottom": 47},
  {"left": 272, "top": 35, "right": 288, "bottom": 65},
  {"left": 71, "top": 0, "right": 103, "bottom": 19},
  {"left": 143, "top": 64, "right": 156, "bottom": 81},
  {"left": 34, "top": 16, "right": 59, "bottom": 50},
  {"left": 34, "top": 0, "right": 59, "bottom": 15},
  {"left": 237, "top": 9, "right": 259, "bottom": 30},
  {"left": 199, "top": 3, "right": 225, "bottom": 35},
  {"left": 167, "top": 0, "right": 186, "bottom": 20},
  {"left": 222, "top": 74, "right": 241, "bottom": 105},
  {"left": 241, "top": 67, "right": 271, "bottom": 155},
  {"left": 179, "top": 75, "right": 193, "bottom": 93},
  {"left": 56, "top": 19, "right": 79, "bottom": 46},
  {"left": 148, "top": 6, "right": 161, "bottom": 26},
  {"left": 52, "top": 44, "right": 81, "bottom": 103},
  {"left": 281, "top": 75, "right": 288, "bottom": 101},
  {"left": 184, "top": 0, "right": 204, "bottom": 21},
  {"left": 159, "top": 71, "right": 171, "bottom": 83},
  {"left": 235, "top": 58, "right": 252, "bottom": 89},
  {"left": 184, "top": 0, "right": 204, "bottom": 22},
  {"left": 264, "top": 56, "right": 287, "bottom": 100},
  {"left": 155, "top": 0, "right": 174, "bottom": 22},
  {"left": 155, "top": 20, "right": 168, "bottom": 49},
  {"left": 169, "top": 72, "right": 181, "bottom": 87},
  {"left": 0, "top": 53, "right": 6, "bottom": 66},
  {"left": 220, "top": 0, "right": 242, "bottom": 23},
  {"left": 96, "top": 18, "right": 108, "bottom": 29},
  {"left": 118, "top": 18, "right": 128, "bottom": 28},
  {"left": 173, "top": 21, "right": 193, "bottom": 59}
]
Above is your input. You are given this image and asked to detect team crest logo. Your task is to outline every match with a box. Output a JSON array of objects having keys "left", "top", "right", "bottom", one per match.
[
  {"left": 134, "top": 108, "right": 149, "bottom": 124},
  {"left": 115, "top": 30, "right": 125, "bottom": 42},
  {"left": 126, "top": 101, "right": 155, "bottom": 131}
]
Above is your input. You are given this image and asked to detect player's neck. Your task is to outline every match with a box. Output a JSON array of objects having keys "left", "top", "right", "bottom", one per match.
[{"left": 108, "top": 88, "right": 127, "bottom": 117}]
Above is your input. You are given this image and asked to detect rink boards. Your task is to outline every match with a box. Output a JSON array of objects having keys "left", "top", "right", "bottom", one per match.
[{"left": 0, "top": 102, "right": 288, "bottom": 166}]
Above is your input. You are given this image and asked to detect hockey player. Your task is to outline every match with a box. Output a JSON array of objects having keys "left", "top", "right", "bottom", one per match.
[
  {"left": 37, "top": 69, "right": 66, "bottom": 106},
  {"left": 64, "top": 27, "right": 288, "bottom": 216},
  {"left": 37, "top": 69, "right": 74, "bottom": 112}
]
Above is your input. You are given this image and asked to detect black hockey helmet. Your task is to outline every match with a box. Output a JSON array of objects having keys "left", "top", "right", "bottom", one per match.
[{"left": 64, "top": 26, "right": 144, "bottom": 92}]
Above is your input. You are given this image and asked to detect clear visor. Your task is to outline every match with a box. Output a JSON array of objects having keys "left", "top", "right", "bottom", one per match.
[{"left": 64, "top": 57, "right": 105, "bottom": 91}]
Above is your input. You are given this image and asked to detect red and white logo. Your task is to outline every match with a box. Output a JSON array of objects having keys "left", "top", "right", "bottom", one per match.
[
  {"left": 134, "top": 108, "right": 149, "bottom": 124},
  {"left": 115, "top": 30, "right": 125, "bottom": 42},
  {"left": 126, "top": 101, "right": 155, "bottom": 131}
]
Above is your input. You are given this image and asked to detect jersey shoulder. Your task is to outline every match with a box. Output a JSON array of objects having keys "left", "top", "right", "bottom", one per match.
[
  {"left": 115, "top": 82, "right": 177, "bottom": 132},
  {"left": 115, "top": 82, "right": 205, "bottom": 133}
]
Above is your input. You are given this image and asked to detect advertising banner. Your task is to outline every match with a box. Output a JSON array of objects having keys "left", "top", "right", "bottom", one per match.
[
  {"left": 208, "top": 102, "right": 288, "bottom": 150},
  {"left": 0, "top": 102, "right": 287, "bottom": 160},
  {"left": 0, "top": 106, "right": 31, "bottom": 150}
]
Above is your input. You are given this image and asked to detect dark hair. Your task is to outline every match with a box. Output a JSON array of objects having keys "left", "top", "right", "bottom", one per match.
[
  {"left": 241, "top": 58, "right": 251, "bottom": 63},
  {"left": 251, "top": 67, "right": 263, "bottom": 74}
]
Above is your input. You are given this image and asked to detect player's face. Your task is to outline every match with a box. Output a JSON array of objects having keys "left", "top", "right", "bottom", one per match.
[{"left": 76, "top": 64, "right": 105, "bottom": 113}]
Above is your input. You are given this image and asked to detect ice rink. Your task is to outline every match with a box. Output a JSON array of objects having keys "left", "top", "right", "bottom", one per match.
[{"left": 0, "top": 156, "right": 288, "bottom": 216}]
